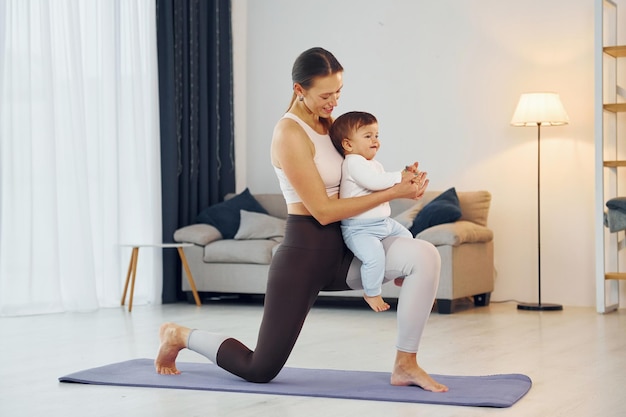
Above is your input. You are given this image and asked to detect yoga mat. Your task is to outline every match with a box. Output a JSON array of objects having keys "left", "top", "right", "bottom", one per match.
[{"left": 59, "top": 359, "right": 531, "bottom": 408}]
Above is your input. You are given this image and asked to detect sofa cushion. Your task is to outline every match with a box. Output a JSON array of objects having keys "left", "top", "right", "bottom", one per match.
[
  {"left": 203, "top": 239, "right": 278, "bottom": 264},
  {"left": 458, "top": 191, "right": 491, "bottom": 227},
  {"left": 234, "top": 210, "right": 286, "bottom": 240},
  {"left": 417, "top": 220, "right": 493, "bottom": 246},
  {"left": 174, "top": 224, "right": 222, "bottom": 246},
  {"left": 196, "top": 188, "right": 268, "bottom": 239},
  {"left": 409, "top": 187, "right": 462, "bottom": 236}
]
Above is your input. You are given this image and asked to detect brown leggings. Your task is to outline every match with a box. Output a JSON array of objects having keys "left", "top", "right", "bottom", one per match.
[{"left": 215, "top": 215, "right": 353, "bottom": 383}]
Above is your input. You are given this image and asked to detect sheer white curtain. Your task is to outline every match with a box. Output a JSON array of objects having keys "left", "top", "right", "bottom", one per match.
[{"left": 0, "top": 0, "right": 162, "bottom": 316}]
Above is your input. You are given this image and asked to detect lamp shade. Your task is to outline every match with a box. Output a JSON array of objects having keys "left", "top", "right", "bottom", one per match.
[{"left": 510, "top": 92, "right": 569, "bottom": 127}]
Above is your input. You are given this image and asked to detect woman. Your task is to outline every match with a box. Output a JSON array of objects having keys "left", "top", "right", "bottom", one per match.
[{"left": 155, "top": 47, "right": 448, "bottom": 392}]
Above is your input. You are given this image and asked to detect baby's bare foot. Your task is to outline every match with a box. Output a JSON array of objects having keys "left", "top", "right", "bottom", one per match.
[
  {"left": 364, "top": 295, "right": 390, "bottom": 312},
  {"left": 155, "top": 322, "right": 188, "bottom": 375}
]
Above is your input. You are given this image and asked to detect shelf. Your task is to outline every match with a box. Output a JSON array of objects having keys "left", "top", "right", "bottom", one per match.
[
  {"left": 604, "top": 160, "right": 626, "bottom": 167},
  {"left": 603, "top": 45, "right": 626, "bottom": 57},
  {"left": 604, "top": 103, "right": 626, "bottom": 113},
  {"left": 605, "top": 272, "right": 626, "bottom": 280}
]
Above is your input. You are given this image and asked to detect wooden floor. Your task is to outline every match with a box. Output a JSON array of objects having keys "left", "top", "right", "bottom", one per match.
[{"left": 0, "top": 297, "right": 624, "bottom": 417}]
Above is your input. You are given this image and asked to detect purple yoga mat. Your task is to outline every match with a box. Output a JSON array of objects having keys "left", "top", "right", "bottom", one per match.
[{"left": 59, "top": 358, "right": 531, "bottom": 408}]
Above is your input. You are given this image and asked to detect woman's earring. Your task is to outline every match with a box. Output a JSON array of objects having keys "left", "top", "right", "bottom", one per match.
[{"left": 298, "top": 96, "right": 304, "bottom": 102}]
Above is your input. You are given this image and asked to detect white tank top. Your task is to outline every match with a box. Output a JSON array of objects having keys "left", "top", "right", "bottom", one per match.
[{"left": 274, "top": 113, "right": 343, "bottom": 204}]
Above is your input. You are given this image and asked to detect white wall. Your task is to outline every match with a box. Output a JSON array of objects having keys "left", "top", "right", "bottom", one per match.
[{"left": 232, "top": 0, "right": 616, "bottom": 308}]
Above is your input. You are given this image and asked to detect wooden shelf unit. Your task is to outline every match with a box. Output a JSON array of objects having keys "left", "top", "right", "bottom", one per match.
[{"left": 595, "top": 0, "right": 626, "bottom": 313}]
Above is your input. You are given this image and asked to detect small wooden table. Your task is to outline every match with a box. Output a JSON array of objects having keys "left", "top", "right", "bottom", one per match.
[{"left": 120, "top": 243, "right": 201, "bottom": 312}]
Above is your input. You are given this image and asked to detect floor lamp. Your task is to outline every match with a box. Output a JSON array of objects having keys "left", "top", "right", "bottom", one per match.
[{"left": 511, "top": 92, "right": 569, "bottom": 311}]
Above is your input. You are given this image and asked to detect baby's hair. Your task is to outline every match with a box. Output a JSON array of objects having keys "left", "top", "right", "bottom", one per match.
[{"left": 329, "top": 111, "right": 378, "bottom": 155}]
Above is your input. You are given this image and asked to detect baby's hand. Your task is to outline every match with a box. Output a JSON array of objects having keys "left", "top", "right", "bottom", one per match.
[
  {"left": 401, "top": 169, "right": 417, "bottom": 183},
  {"left": 404, "top": 162, "right": 419, "bottom": 174},
  {"left": 402, "top": 162, "right": 426, "bottom": 185}
]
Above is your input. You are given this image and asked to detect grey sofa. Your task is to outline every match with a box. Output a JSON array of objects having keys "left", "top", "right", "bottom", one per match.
[{"left": 174, "top": 190, "right": 494, "bottom": 314}]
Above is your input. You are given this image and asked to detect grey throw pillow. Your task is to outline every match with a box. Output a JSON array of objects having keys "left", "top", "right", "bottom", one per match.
[
  {"left": 173, "top": 224, "right": 222, "bottom": 246},
  {"left": 234, "top": 210, "right": 286, "bottom": 240},
  {"left": 393, "top": 203, "right": 423, "bottom": 229}
]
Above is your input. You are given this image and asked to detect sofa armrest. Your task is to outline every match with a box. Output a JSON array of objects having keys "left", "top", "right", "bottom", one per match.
[
  {"left": 416, "top": 220, "right": 493, "bottom": 246},
  {"left": 174, "top": 224, "right": 223, "bottom": 246}
]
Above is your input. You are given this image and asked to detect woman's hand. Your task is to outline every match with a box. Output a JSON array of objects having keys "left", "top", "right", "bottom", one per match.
[{"left": 412, "top": 171, "right": 429, "bottom": 199}]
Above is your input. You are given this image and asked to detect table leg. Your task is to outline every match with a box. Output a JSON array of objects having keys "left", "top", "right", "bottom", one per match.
[
  {"left": 121, "top": 247, "right": 139, "bottom": 308},
  {"left": 177, "top": 247, "right": 202, "bottom": 306},
  {"left": 127, "top": 247, "right": 139, "bottom": 312}
]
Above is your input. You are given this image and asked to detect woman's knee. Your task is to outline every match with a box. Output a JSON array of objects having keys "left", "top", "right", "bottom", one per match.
[
  {"left": 382, "top": 237, "right": 440, "bottom": 277},
  {"left": 242, "top": 363, "right": 283, "bottom": 383}
]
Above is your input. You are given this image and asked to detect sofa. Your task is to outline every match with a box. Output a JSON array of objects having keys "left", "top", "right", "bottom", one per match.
[{"left": 174, "top": 189, "right": 494, "bottom": 314}]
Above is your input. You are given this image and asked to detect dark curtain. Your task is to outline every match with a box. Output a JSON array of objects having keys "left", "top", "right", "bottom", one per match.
[{"left": 156, "top": 0, "right": 235, "bottom": 303}]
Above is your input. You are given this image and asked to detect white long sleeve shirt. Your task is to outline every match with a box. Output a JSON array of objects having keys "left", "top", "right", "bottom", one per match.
[{"left": 340, "top": 154, "right": 402, "bottom": 220}]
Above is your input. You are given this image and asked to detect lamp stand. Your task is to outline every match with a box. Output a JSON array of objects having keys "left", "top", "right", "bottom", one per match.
[{"left": 517, "top": 122, "right": 563, "bottom": 311}]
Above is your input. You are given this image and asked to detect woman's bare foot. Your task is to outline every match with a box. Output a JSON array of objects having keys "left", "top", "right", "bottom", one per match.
[
  {"left": 391, "top": 351, "right": 448, "bottom": 392},
  {"left": 364, "top": 294, "right": 390, "bottom": 312},
  {"left": 155, "top": 322, "right": 191, "bottom": 375}
]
